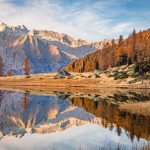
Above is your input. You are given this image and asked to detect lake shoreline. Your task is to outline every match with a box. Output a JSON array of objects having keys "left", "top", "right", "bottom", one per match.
[
  {"left": 0, "top": 64, "right": 149, "bottom": 90},
  {"left": 0, "top": 72, "right": 149, "bottom": 96},
  {"left": 0, "top": 78, "right": 149, "bottom": 88}
]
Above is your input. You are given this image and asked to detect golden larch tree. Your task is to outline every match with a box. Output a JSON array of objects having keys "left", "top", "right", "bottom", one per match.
[
  {"left": 7, "top": 69, "right": 13, "bottom": 76},
  {"left": 23, "top": 56, "right": 30, "bottom": 75}
]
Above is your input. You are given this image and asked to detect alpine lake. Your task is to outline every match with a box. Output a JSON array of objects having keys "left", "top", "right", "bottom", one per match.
[{"left": 0, "top": 88, "right": 149, "bottom": 150}]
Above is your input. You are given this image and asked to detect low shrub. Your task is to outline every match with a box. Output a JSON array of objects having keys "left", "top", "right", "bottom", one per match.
[{"left": 142, "top": 74, "right": 150, "bottom": 80}]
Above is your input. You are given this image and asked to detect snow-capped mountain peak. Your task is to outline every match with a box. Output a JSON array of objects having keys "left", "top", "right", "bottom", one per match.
[{"left": 0, "top": 22, "right": 29, "bottom": 35}]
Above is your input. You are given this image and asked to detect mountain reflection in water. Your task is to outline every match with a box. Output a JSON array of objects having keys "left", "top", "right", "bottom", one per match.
[{"left": 0, "top": 90, "right": 149, "bottom": 150}]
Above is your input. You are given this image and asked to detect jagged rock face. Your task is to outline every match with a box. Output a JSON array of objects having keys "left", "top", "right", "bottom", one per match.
[
  {"left": 0, "top": 22, "right": 29, "bottom": 35},
  {"left": 32, "top": 30, "right": 88, "bottom": 47},
  {"left": 4, "top": 34, "right": 78, "bottom": 74},
  {"left": 0, "top": 23, "right": 77, "bottom": 74},
  {"left": 0, "top": 22, "right": 111, "bottom": 74}
]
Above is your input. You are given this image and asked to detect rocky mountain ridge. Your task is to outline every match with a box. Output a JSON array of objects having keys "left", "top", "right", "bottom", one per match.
[{"left": 0, "top": 22, "right": 113, "bottom": 74}]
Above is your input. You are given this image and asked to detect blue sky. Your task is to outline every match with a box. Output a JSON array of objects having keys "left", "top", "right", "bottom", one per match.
[{"left": 0, "top": 0, "right": 150, "bottom": 42}]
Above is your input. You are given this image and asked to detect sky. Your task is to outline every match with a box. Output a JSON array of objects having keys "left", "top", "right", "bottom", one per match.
[{"left": 0, "top": 0, "right": 150, "bottom": 42}]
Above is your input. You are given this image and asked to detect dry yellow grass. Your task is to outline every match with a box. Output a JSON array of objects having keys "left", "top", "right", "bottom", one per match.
[{"left": 0, "top": 71, "right": 149, "bottom": 90}]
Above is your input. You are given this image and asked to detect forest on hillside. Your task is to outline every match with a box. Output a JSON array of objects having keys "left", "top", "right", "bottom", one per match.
[{"left": 65, "top": 29, "right": 150, "bottom": 75}]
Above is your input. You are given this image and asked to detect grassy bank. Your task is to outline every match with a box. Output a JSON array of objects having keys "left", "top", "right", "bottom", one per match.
[{"left": 0, "top": 65, "right": 149, "bottom": 90}]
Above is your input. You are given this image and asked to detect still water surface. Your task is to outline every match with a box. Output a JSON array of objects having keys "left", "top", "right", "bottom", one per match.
[{"left": 0, "top": 90, "right": 149, "bottom": 150}]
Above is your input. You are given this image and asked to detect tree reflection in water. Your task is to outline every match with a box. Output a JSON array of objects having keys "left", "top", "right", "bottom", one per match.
[
  {"left": 22, "top": 92, "right": 29, "bottom": 110},
  {"left": 68, "top": 96, "right": 150, "bottom": 141}
]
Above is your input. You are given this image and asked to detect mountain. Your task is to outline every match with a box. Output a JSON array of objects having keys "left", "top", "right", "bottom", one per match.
[
  {"left": 65, "top": 28, "right": 150, "bottom": 72},
  {"left": 0, "top": 22, "right": 110, "bottom": 74}
]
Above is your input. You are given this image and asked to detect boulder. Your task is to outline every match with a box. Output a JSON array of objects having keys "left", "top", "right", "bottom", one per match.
[{"left": 56, "top": 69, "right": 71, "bottom": 78}]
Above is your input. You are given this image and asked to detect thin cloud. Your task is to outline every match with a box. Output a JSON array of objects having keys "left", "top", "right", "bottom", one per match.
[{"left": 0, "top": 0, "right": 149, "bottom": 42}]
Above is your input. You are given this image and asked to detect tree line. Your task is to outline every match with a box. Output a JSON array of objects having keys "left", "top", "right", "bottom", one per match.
[
  {"left": 0, "top": 55, "right": 30, "bottom": 77},
  {"left": 65, "top": 28, "right": 150, "bottom": 75}
]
